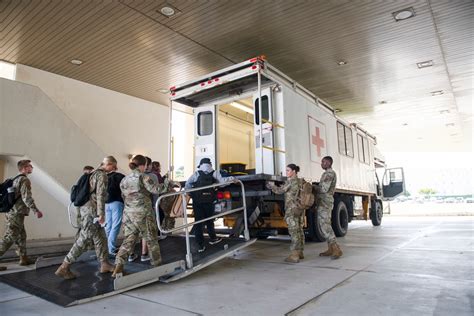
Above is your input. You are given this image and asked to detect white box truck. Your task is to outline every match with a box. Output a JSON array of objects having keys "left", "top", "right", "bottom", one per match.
[{"left": 169, "top": 56, "right": 405, "bottom": 241}]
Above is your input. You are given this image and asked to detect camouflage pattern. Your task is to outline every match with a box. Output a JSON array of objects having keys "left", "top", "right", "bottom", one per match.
[
  {"left": 0, "top": 175, "right": 38, "bottom": 257},
  {"left": 64, "top": 169, "right": 109, "bottom": 263},
  {"left": 115, "top": 169, "right": 171, "bottom": 266},
  {"left": 0, "top": 212, "right": 27, "bottom": 257},
  {"left": 316, "top": 168, "right": 337, "bottom": 243},
  {"left": 268, "top": 176, "right": 305, "bottom": 251},
  {"left": 12, "top": 176, "right": 39, "bottom": 215}
]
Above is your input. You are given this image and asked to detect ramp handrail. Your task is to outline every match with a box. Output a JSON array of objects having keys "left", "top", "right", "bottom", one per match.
[
  {"left": 155, "top": 179, "right": 249, "bottom": 269},
  {"left": 67, "top": 202, "right": 80, "bottom": 229}
]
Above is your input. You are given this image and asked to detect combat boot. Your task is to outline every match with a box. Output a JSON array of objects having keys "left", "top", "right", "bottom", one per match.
[
  {"left": 99, "top": 260, "right": 115, "bottom": 273},
  {"left": 319, "top": 243, "right": 333, "bottom": 256},
  {"left": 284, "top": 250, "right": 300, "bottom": 263},
  {"left": 55, "top": 261, "right": 76, "bottom": 280},
  {"left": 298, "top": 250, "right": 305, "bottom": 259},
  {"left": 0, "top": 266, "right": 7, "bottom": 271},
  {"left": 331, "top": 243, "right": 343, "bottom": 259},
  {"left": 19, "top": 255, "right": 35, "bottom": 266},
  {"left": 112, "top": 263, "right": 124, "bottom": 278}
]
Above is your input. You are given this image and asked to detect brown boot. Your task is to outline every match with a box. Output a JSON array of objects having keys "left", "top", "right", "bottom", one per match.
[
  {"left": 112, "top": 263, "right": 124, "bottom": 278},
  {"left": 0, "top": 266, "right": 7, "bottom": 271},
  {"left": 284, "top": 250, "right": 300, "bottom": 263},
  {"left": 331, "top": 243, "right": 343, "bottom": 259},
  {"left": 298, "top": 250, "right": 304, "bottom": 259},
  {"left": 19, "top": 255, "right": 35, "bottom": 266},
  {"left": 319, "top": 243, "right": 333, "bottom": 256},
  {"left": 55, "top": 261, "right": 76, "bottom": 280},
  {"left": 100, "top": 260, "right": 115, "bottom": 273}
]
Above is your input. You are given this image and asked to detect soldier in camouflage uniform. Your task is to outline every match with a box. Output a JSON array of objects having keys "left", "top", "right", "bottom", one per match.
[
  {"left": 316, "top": 156, "right": 343, "bottom": 259},
  {"left": 267, "top": 164, "right": 305, "bottom": 263},
  {"left": 55, "top": 158, "right": 116, "bottom": 279},
  {"left": 112, "top": 155, "right": 173, "bottom": 277},
  {"left": 0, "top": 160, "right": 43, "bottom": 271}
]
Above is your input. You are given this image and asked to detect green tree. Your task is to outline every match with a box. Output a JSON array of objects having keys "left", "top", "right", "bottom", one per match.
[{"left": 419, "top": 188, "right": 437, "bottom": 196}]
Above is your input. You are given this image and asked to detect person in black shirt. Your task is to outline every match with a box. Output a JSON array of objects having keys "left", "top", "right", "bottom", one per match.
[{"left": 104, "top": 156, "right": 125, "bottom": 256}]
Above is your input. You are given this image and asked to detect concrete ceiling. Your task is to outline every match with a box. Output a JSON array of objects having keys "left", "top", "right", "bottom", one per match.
[{"left": 0, "top": 0, "right": 472, "bottom": 152}]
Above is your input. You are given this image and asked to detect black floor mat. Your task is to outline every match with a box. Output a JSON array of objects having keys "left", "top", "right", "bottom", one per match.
[{"left": 0, "top": 235, "right": 247, "bottom": 307}]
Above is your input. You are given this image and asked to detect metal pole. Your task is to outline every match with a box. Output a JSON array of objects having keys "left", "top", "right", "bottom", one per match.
[
  {"left": 168, "top": 98, "right": 174, "bottom": 180},
  {"left": 182, "top": 193, "right": 193, "bottom": 269},
  {"left": 257, "top": 66, "right": 264, "bottom": 174},
  {"left": 240, "top": 181, "right": 250, "bottom": 240}
]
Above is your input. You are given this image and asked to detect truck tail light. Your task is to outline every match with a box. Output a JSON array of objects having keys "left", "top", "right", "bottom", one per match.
[
  {"left": 217, "top": 192, "right": 224, "bottom": 200},
  {"left": 223, "top": 191, "right": 231, "bottom": 199}
]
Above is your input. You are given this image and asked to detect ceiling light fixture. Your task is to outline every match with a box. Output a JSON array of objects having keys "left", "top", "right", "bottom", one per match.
[
  {"left": 378, "top": 100, "right": 387, "bottom": 105},
  {"left": 335, "top": 108, "right": 342, "bottom": 113},
  {"left": 160, "top": 6, "right": 175, "bottom": 16},
  {"left": 392, "top": 7, "right": 416, "bottom": 21},
  {"left": 439, "top": 109, "right": 450, "bottom": 114},
  {"left": 230, "top": 101, "right": 254, "bottom": 114},
  {"left": 70, "top": 59, "right": 83, "bottom": 65},
  {"left": 157, "top": 88, "right": 169, "bottom": 94},
  {"left": 431, "top": 90, "right": 444, "bottom": 96},
  {"left": 446, "top": 123, "right": 455, "bottom": 127},
  {"left": 450, "top": 133, "right": 458, "bottom": 136},
  {"left": 402, "top": 123, "right": 408, "bottom": 126},
  {"left": 337, "top": 60, "right": 347, "bottom": 66},
  {"left": 417, "top": 60, "right": 434, "bottom": 68}
]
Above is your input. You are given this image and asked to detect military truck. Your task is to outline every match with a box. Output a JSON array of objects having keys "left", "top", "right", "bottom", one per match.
[{"left": 168, "top": 56, "right": 405, "bottom": 241}]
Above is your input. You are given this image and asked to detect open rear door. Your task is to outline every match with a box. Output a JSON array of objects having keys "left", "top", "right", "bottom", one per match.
[
  {"left": 194, "top": 105, "right": 217, "bottom": 167},
  {"left": 254, "top": 88, "right": 275, "bottom": 174},
  {"left": 382, "top": 167, "right": 405, "bottom": 199}
]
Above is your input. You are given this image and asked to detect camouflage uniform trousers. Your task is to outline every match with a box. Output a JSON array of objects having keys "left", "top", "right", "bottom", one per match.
[
  {"left": 116, "top": 211, "right": 161, "bottom": 266},
  {"left": 65, "top": 208, "right": 109, "bottom": 264},
  {"left": 317, "top": 204, "right": 336, "bottom": 243},
  {"left": 285, "top": 209, "right": 305, "bottom": 251},
  {"left": 0, "top": 212, "right": 27, "bottom": 257}
]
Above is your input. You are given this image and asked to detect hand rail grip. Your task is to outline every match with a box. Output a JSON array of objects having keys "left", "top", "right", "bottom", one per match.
[{"left": 155, "top": 179, "right": 249, "bottom": 269}]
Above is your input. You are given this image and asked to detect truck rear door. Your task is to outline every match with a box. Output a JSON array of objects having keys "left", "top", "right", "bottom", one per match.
[
  {"left": 254, "top": 88, "right": 275, "bottom": 174},
  {"left": 194, "top": 105, "right": 217, "bottom": 168}
]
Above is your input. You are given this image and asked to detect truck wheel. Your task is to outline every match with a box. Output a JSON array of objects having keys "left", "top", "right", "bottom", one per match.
[
  {"left": 370, "top": 200, "right": 383, "bottom": 226},
  {"left": 306, "top": 208, "right": 326, "bottom": 242},
  {"left": 331, "top": 201, "right": 348, "bottom": 237}
]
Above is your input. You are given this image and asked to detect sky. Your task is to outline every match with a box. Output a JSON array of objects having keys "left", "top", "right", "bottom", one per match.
[{"left": 384, "top": 152, "right": 473, "bottom": 196}]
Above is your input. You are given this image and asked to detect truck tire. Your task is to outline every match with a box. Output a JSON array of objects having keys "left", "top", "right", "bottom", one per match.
[
  {"left": 370, "top": 200, "right": 383, "bottom": 226},
  {"left": 331, "top": 200, "right": 348, "bottom": 237},
  {"left": 306, "top": 208, "right": 326, "bottom": 242}
]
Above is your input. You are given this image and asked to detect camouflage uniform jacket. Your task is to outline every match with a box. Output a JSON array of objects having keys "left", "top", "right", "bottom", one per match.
[
  {"left": 12, "top": 175, "right": 39, "bottom": 216},
  {"left": 269, "top": 176, "right": 302, "bottom": 214},
  {"left": 120, "top": 169, "right": 170, "bottom": 215},
  {"left": 316, "top": 168, "right": 337, "bottom": 208},
  {"left": 86, "top": 169, "right": 108, "bottom": 217}
]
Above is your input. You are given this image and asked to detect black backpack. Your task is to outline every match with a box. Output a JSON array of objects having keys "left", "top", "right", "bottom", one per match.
[
  {"left": 191, "top": 171, "right": 217, "bottom": 203},
  {"left": 0, "top": 175, "right": 26, "bottom": 213},
  {"left": 70, "top": 173, "right": 92, "bottom": 207}
]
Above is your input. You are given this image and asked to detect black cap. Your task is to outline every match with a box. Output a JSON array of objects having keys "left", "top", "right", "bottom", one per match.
[{"left": 198, "top": 158, "right": 211, "bottom": 167}]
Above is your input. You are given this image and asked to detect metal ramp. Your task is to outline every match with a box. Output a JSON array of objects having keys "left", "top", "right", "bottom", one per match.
[{"left": 0, "top": 180, "right": 255, "bottom": 307}]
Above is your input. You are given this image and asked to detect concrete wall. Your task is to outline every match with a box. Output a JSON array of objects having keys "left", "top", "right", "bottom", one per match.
[
  {"left": 0, "top": 65, "right": 180, "bottom": 239},
  {"left": 15, "top": 64, "right": 170, "bottom": 173}
]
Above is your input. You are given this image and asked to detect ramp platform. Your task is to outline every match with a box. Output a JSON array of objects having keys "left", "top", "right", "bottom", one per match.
[{"left": 0, "top": 235, "right": 255, "bottom": 307}]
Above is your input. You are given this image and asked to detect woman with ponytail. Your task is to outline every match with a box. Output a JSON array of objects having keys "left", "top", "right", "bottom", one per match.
[
  {"left": 112, "top": 155, "right": 175, "bottom": 277},
  {"left": 266, "top": 163, "right": 305, "bottom": 263}
]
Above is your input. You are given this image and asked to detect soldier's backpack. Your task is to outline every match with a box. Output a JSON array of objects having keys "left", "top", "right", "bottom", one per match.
[
  {"left": 70, "top": 173, "right": 92, "bottom": 207},
  {"left": 297, "top": 179, "right": 315, "bottom": 210},
  {"left": 191, "top": 171, "right": 217, "bottom": 203},
  {"left": 0, "top": 175, "right": 26, "bottom": 213}
]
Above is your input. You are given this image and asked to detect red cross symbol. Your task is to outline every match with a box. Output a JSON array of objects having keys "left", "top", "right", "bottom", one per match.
[{"left": 312, "top": 127, "right": 325, "bottom": 157}]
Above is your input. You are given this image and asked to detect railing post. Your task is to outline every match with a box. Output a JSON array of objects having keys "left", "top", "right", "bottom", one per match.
[{"left": 182, "top": 193, "right": 193, "bottom": 269}]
